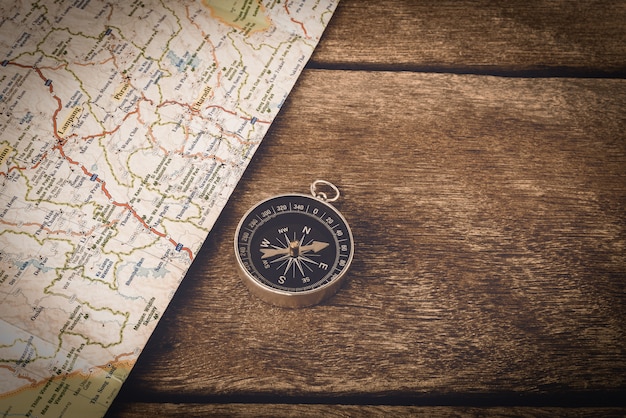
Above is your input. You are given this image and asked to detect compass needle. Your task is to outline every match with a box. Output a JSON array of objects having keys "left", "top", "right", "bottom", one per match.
[
  {"left": 260, "top": 247, "right": 289, "bottom": 259},
  {"left": 300, "top": 241, "right": 329, "bottom": 254}
]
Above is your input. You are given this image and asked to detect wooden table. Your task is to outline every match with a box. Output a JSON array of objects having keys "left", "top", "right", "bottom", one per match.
[{"left": 107, "top": 1, "right": 626, "bottom": 416}]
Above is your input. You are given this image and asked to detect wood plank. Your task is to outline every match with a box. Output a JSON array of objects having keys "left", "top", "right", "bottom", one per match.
[
  {"left": 106, "top": 403, "right": 626, "bottom": 417},
  {"left": 111, "top": 70, "right": 626, "bottom": 405},
  {"left": 311, "top": 0, "right": 626, "bottom": 73}
]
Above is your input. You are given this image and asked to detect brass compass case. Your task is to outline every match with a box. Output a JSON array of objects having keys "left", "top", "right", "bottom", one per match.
[{"left": 234, "top": 182, "right": 354, "bottom": 308}]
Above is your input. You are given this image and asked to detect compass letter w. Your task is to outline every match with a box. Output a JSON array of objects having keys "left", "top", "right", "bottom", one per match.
[{"left": 260, "top": 238, "right": 271, "bottom": 248}]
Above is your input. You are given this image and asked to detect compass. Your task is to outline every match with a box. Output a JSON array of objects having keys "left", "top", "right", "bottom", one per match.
[{"left": 234, "top": 180, "right": 354, "bottom": 308}]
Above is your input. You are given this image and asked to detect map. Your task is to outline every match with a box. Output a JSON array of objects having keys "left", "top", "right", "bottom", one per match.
[{"left": 0, "top": 0, "right": 337, "bottom": 416}]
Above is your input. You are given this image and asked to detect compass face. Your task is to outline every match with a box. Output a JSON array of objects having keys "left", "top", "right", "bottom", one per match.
[{"left": 235, "top": 193, "right": 354, "bottom": 305}]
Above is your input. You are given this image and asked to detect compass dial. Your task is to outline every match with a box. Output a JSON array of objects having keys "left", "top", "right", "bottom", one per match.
[{"left": 235, "top": 193, "right": 354, "bottom": 307}]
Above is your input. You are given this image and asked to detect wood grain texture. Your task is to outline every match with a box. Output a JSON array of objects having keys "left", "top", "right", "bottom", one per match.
[
  {"left": 311, "top": 0, "right": 626, "bottom": 73},
  {"left": 108, "top": 71, "right": 626, "bottom": 414},
  {"left": 108, "top": 403, "right": 626, "bottom": 418}
]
